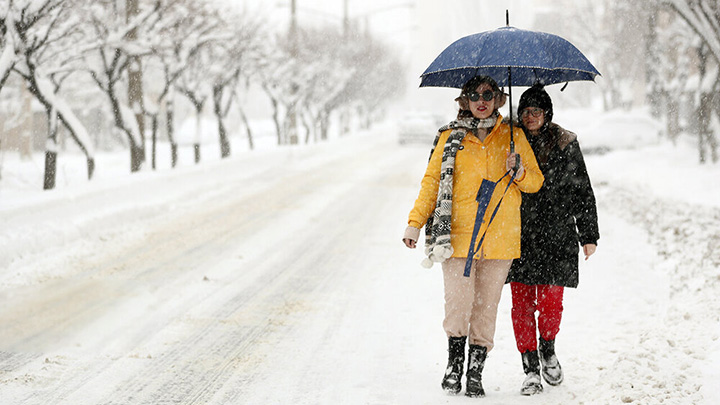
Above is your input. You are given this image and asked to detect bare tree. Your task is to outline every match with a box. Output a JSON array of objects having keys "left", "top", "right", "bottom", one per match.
[
  {"left": 257, "top": 38, "right": 296, "bottom": 145},
  {"left": 80, "top": 0, "right": 163, "bottom": 172},
  {"left": 146, "top": 0, "right": 222, "bottom": 167},
  {"left": 661, "top": 0, "right": 720, "bottom": 162},
  {"left": 296, "top": 27, "right": 354, "bottom": 143},
  {"left": 7, "top": 0, "right": 95, "bottom": 189},
  {"left": 258, "top": 23, "right": 405, "bottom": 145},
  {"left": 645, "top": 4, "right": 694, "bottom": 142},
  {"left": 206, "top": 11, "right": 262, "bottom": 158},
  {"left": 176, "top": 51, "right": 211, "bottom": 164}
]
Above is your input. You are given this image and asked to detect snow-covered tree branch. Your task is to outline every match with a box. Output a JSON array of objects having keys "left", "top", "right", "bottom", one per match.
[{"left": 8, "top": 0, "right": 95, "bottom": 189}]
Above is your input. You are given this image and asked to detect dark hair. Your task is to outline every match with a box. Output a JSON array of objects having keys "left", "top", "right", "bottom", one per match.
[
  {"left": 518, "top": 84, "right": 553, "bottom": 125},
  {"left": 456, "top": 75, "right": 506, "bottom": 118},
  {"left": 461, "top": 75, "right": 502, "bottom": 96},
  {"left": 518, "top": 84, "right": 557, "bottom": 164}
]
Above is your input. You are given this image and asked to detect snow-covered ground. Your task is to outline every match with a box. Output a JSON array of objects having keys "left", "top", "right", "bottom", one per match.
[{"left": 0, "top": 107, "right": 719, "bottom": 404}]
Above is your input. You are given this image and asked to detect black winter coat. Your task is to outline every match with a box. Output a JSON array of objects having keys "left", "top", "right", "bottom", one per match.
[{"left": 507, "top": 123, "right": 599, "bottom": 288}]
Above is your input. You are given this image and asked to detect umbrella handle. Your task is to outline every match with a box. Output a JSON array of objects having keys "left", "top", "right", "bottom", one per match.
[{"left": 509, "top": 140, "right": 519, "bottom": 172}]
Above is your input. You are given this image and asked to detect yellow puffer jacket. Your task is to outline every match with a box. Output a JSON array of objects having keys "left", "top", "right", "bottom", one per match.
[{"left": 408, "top": 115, "right": 544, "bottom": 260}]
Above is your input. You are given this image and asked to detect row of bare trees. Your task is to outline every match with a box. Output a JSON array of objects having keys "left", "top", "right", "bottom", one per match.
[
  {"left": 543, "top": 0, "right": 719, "bottom": 164},
  {"left": 0, "top": 0, "right": 406, "bottom": 189},
  {"left": 652, "top": 0, "right": 720, "bottom": 163}
]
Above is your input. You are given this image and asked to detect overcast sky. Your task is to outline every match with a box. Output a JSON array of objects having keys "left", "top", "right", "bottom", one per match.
[{"left": 221, "top": 0, "right": 547, "bottom": 115}]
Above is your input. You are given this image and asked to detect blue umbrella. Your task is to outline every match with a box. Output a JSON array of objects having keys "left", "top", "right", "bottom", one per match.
[{"left": 419, "top": 26, "right": 600, "bottom": 89}]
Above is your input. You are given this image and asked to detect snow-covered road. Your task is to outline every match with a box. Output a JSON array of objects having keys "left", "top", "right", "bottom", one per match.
[
  {"left": 1, "top": 133, "right": 436, "bottom": 404},
  {"left": 1, "top": 115, "right": 719, "bottom": 404}
]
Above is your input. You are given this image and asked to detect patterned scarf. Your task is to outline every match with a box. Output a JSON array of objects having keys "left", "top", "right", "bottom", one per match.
[{"left": 422, "top": 113, "right": 499, "bottom": 268}]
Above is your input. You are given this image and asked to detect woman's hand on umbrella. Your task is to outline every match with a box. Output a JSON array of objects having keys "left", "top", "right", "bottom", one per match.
[
  {"left": 506, "top": 152, "right": 524, "bottom": 178},
  {"left": 583, "top": 244, "right": 597, "bottom": 260}
]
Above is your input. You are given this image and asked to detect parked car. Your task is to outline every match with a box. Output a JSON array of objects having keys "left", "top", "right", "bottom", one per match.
[{"left": 397, "top": 112, "right": 446, "bottom": 145}]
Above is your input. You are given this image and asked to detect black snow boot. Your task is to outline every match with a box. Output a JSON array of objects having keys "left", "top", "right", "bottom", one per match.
[
  {"left": 465, "top": 344, "right": 487, "bottom": 398},
  {"left": 520, "top": 350, "right": 543, "bottom": 395},
  {"left": 539, "top": 337, "right": 563, "bottom": 386},
  {"left": 441, "top": 336, "right": 466, "bottom": 394}
]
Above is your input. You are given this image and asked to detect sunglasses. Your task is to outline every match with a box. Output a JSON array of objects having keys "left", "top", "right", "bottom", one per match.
[
  {"left": 466, "top": 90, "right": 495, "bottom": 102},
  {"left": 521, "top": 108, "right": 544, "bottom": 118}
]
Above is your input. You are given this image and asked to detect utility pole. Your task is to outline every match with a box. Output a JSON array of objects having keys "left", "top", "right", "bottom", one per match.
[
  {"left": 126, "top": 0, "right": 146, "bottom": 169},
  {"left": 343, "top": 0, "right": 349, "bottom": 38},
  {"left": 287, "top": 0, "right": 299, "bottom": 144}
]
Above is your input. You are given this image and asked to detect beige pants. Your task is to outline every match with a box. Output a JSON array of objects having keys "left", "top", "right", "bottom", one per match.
[{"left": 442, "top": 257, "right": 512, "bottom": 351}]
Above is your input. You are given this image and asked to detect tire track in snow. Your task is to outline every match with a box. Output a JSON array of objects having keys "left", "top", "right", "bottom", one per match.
[
  {"left": 1, "top": 135, "right": 407, "bottom": 404},
  {"left": 95, "top": 138, "right": 403, "bottom": 405},
  {"left": 1, "top": 170, "right": 298, "bottom": 404}
]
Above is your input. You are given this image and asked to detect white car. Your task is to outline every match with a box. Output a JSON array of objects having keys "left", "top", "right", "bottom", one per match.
[{"left": 398, "top": 113, "right": 447, "bottom": 145}]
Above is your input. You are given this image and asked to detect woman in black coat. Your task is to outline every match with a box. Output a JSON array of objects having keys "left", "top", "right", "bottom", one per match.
[{"left": 506, "top": 84, "right": 600, "bottom": 395}]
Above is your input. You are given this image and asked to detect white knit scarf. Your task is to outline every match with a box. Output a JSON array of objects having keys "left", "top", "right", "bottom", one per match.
[{"left": 422, "top": 113, "right": 498, "bottom": 268}]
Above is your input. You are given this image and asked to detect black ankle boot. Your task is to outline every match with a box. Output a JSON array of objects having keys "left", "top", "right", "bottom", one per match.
[
  {"left": 441, "top": 336, "right": 466, "bottom": 394},
  {"left": 539, "top": 338, "right": 563, "bottom": 386},
  {"left": 520, "top": 350, "right": 543, "bottom": 395},
  {"left": 465, "top": 344, "right": 487, "bottom": 398}
]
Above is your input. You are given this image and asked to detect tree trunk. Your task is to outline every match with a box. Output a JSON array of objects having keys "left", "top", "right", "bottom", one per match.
[
  {"left": 194, "top": 110, "right": 202, "bottom": 164},
  {"left": 166, "top": 99, "right": 178, "bottom": 168},
  {"left": 43, "top": 151, "right": 57, "bottom": 190},
  {"left": 130, "top": 142, "right": 143, "bottom": 172},
  {"left": 666, "top": 94, "right": 681, "bottom": 143},
  {"left": 238, "top": 107, "right": 254, "bottom": 151},
  {"left": 87, "top": 157, "right": 95, "bottom": 180},
  {"left": 287, "top": 103, "right": 299, "bottom": 145},
  {"left": 43, "top": 107, "right": 59, "bottom": 190},
  {"left": 301, "top": 112, "right": 312, "bottom": 144},
  {"left": 262, "top": 85, "right": 284, "bottom": 145},
  {"left": 696, "top": 44, "right": 719, "bottom": 163},
  {"left": 697, "top": 91, "right": 718, "bottom": 163},
  {"left": 151, "top": 114, "right": 158, "bottom": 170},
  {"left": 171, "top": 144, "right": 178, "bottom": 167},
  {"left": 218, "top": 118, "right": 230, "bottom": 158},
  {"left": 214, "top": 86, "right": 231, "bottom": 158},
  {"left": 127, "top": 0, "right": 145, "bottom": 166},
  {"left": 645, "top": 4, "right": 663, "bottom": 117},
  {"left": 339, "top": 108, "right": 350, "bottom": 136},
  {"left": 271, "top": 97, "right": 282, "bottom": 145},
  {"left": 107, "top": 79, "right": 143, "bottom": 172},
  {"left": 320, "top": 109, "right": 330, "bottom": 141}
]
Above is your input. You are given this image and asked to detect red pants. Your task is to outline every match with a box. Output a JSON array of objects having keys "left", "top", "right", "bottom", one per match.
[{"left": 510, "top": 282, "right": 564, "bottom": 353}]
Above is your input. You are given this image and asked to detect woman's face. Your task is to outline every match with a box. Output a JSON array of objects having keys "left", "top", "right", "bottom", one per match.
[
  {"left": 521, "top": 107, "right": 545, "bottom": 133},
  {"left": 467, "top": 84, "right": 496, "bottom": 120}
]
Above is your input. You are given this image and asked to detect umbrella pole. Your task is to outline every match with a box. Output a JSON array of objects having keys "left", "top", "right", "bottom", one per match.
[
  {"left": 508, "top": 67, "right": 514, "bottom": 152},
  {"left": 507, "top": 67, "right": 520, "bottom": 171},
  {"left": 506, "top": 8, "right": 513, "bottom": 155}
]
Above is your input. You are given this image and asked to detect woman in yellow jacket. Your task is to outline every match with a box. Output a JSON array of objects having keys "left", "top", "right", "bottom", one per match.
[{"left": 403, "top": 75, "right": 544, "bottom": 398}]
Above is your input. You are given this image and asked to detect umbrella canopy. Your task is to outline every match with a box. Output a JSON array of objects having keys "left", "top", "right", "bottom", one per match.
[{"left": 420, "top": 26, "right": 600, "bottom": 89}]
